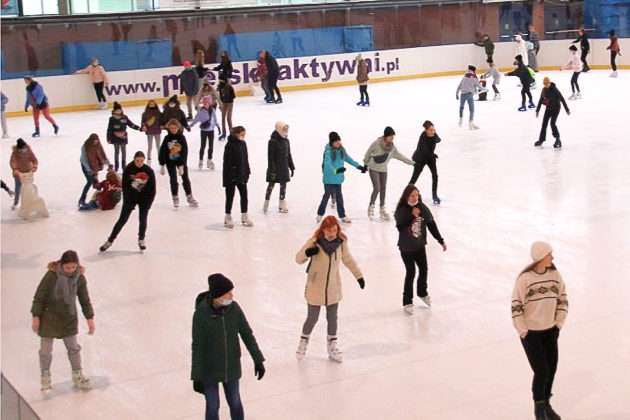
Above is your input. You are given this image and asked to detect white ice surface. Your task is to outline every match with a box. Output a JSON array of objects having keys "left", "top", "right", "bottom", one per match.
[{"left": 2, "top": 70, "right": 630, "bottom": 420}]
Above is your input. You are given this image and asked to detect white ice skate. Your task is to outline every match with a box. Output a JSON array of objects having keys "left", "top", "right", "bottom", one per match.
[
  {"left": 568, "top": 93, "right": 577, "bottom": 100},
  {"left": 187, "top": 194, "right": 199, "bottom": 207},
  {"left": 469, "top": 121, "right": 479, "bottom": 130},
  {"left": 263, "top": 200, "right": 269, "bottom": 214},
  {"left": 172, "top": 195, "right": 180, "bottom": 208},
  {"left": 380, "top": 205, "right": 390, "bottom": 221},
  {"left": 100, "top": 102, "right": 108, "bottom": 110},
  {"left": 207, "top": 159, "right": 215, "bottom": 170},
  {"left": 493, "top": 93, "right": 501, "bottom": 101},
  {"left": 224, "top": 214, "right": 234, "bottom": 228},
  {"left": 458, "top": 117, "right": 463, "bottom": 127},
  {"left": 241, "top": 213, "right": 253, "bottom": 227},
  {"left": 296, "top": 336, "right": 309, "bottom": 361},
  {"left": 138, "top": 240, "right": 146, "bottom": 251},
  {"left": 610, "top": 71, "right": 618, "bottom": 78},
  {"left": 367, "top": 204, "right": 375, "bottom": 221},
  {"left": 41, "top": 370, "right": 52, "bottom": 393},
  {"left": 72, "top": 370, "right": 92, "bottom": 390},
  {"left": 331, "top": 196, "right": 336, "bottom": 210},
  {"left": 327, "top": 336, "right": 343, "bottom": 363},
  {"left": 403, "top": 304, "right": 414, "bottom": 315},
  {"left": 576, "top": 92, "right": 582, "bottom": 99},
  {"left": 316, "top": 215, "right": 323, "bottom": 223},
  {"left": 198, "top": 160, "right": 203, "bottom": 170},
  {"left": 279, "top": 200, "right": 289, "bottom": 213},
  {"left": 147, "top": 158, "right": 152, "bottom": 167},
  {"left": 341, "top": 217, "right": 352, "bottom": 224},
  {"left": 420, "top": 295, "right": 432, "bottom": 308}
]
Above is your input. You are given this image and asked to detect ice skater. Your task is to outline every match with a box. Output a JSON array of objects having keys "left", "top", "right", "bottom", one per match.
[
  {"left": 295, "top": 216, "right": 365, "bottom": 362},
  {"left": 409, "top": 120, "right": 442, "bottom": 204},
  {"left": 217, "top": 77, "right": 235, "bottom": 141},
  {"left": 561, "top": 45, "right": 583, "bottom": 100},
  {"left": 194, "top": 79, "right": 219, "bottom": 112},
  {"left": 264, "top": 51, "right": 282, "bottom": 103},
  {"left": 474, "top": 33, "right": 495, "bottom": 62},
  {"left": 190, "top": 95, "right": 218, "bottom": 170},
  {"left": 31, "top": 250, "right": 94, "bottom": 393},
  {"left": 85, "top": 167, "right": 122, "bottom": 211},
  {"left": 79, "top": 134, "right": 109, "bottom": 209},
  {"left": 482, "top": 59, "right": 501, "bottom": 100},
  {"left": 264, "top": 121, "right": 295, "bottom": 214},
  {"left": 179, "top": 61, "right": 200, "bottom": 120},
  {"left": 99, "top": 151, "right": 156, "bottom": 252},
  {"left": 607, "top": 30, "right": 621, "bottom": 77},
  {"left": 107, "top": 102, "right": 141, "bottom": 172},
  {"left": 363, "top": 126, "right": 414, "bottom": 220},
  {"left": 456, "top": 65, "right": 485, "bottom": 129},
  {"left": 223, "top": 126, "right": 253, "bottom": 228},
  {"left": 514, "top": 34, "right": 529, "bottom": 66},
  {"left": 355, "top": 54, "right": 370, "bottom": 106},
  {"left": 159, "top": 119, "right": 198, "bottom": 208},
  {"left": 191, "top": 274, "right": 265, "bottom": 420},
  {"left": 571, "top": 27, "right": 590, "bottom": 72},
  {"left": 160, "top": 95, "right": 190, "bottom": 133},
  {"left": 74, "top": 57, "right": 109, "bottom": 109},
  {"left": 394, "top": 185, "right": 446, "bottom": 314},
  {"left": 212, "top": 50, "right": 234, "bottom": 80},
  {"left": 535, "top": 77, "right": 570, "bottom": 149},
  {"left": 506, "top": 55, "right": 535, "bottom": 111},
  {"left": 9, "top": 138, "right": 38, "bottom": 210},
  {"left": 511, "top": 241, "right": 568, "bottom": 420},
  {"left": 1, "top": 91, "right": 9, "bottom": 138},
  {"left": 140, "top": 100, "right": 162, "bottom": 167},
  {"left": 317, "top": 132, "right": 367, "bottom": 223},
  {"left": 24, "top": 76, "right": 58, "bottom": 137}
]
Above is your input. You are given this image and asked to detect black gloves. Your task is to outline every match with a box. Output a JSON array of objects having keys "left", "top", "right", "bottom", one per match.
[
  {"left": 305, "top": 246, "right": 319, "bottom": 257},
  {"left": 357, "top": 278, "right": 365, "bottom": 289},
  {"left": 336, "top": 167, "right": 346, "bottom": 174},
  {"left": 193, "top": 380, "right": 204, "bottom": 394},
  {"left": 254, "top": 362, "right": 265, "bottom": 380},
  {"left": 434, "top": 154, "right": 439, "bottom": 159},
  {"left": 290, "top": 168, "right": 295, "bottom": 177},
  {"left": 358, "top": 165, "right": 368, "bottom": 173}
]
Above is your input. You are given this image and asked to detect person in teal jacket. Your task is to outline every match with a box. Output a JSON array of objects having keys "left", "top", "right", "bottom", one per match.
[
  {"left": 316, "top": 132, "right": 367, "bottom": 223},
  {"left": 191, "top": 273, "right": 265, "bottom": 420}
]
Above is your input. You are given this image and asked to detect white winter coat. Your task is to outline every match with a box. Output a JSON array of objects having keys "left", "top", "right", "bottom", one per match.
[
  {"left": 515, "top": 35, "right": 529, "bottom": 66},
  {"left": 562, "top": 52, "right": 583, "bottom": 72}
]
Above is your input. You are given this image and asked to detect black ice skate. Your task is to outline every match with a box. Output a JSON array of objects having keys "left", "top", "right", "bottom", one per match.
[
  {"left": 553, "top": 139, "right": 562, "bottom": 149},
  {"left": 534, "top": 140, "right": 544, "bottom": 147}
]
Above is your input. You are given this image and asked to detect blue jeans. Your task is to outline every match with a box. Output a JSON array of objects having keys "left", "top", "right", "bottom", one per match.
[
  {"left": 317, "top": 184, "right": 345, "bottom": 218},
  {"left": 80, "top": 165, "right": 94, "bottom": 204},
  {"left": 459, "top": 93, "right": 474, "bottom": 121},
  {"left": 13, "top": 176, "right": 21, "bottom": 205},
  {"left": 204, "top": 380, "right": 244, "bottom": 420}
]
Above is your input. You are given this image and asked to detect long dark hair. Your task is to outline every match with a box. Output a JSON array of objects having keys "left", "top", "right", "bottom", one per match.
[
  {"left": 221, "top": 50, "right": 230, "bottom": 63},
  {"left": 519, "top": 261, "right": 557, "bottom": 276},
  {"left": 396, "top": 184, "right": 421, "bottom": 211}
]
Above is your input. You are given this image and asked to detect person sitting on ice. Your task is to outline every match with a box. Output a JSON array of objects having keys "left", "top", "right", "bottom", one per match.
[{"left": 81, "top": 166, "right": 122, "bottom": 211}]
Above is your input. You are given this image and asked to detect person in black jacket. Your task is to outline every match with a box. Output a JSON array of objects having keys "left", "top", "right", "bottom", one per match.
[
  {"left": 217, "top": 77, "right": 235, "bottom": 141},
  {"left": 506, "top": 55, "right": 535, "bottom": 112},
  {"left": 160, "top": 95, "right": 190, "bottom": 132},
  {"left": 535, "top": 77, "right": 570, "bottom": 149},
  {"left": 264, "top": 121, "right": 294, "bottom": 214},
  {"left": 179, "top": 61, "right": 200, "bottom": 120},
  {"left": 158, "top": 119, "right": 198, "bottom": 208},
  {"left": 571, "top": 27, "right": 590, "bottom": 72},
  {"left": 263, "top": 50, "right": 282, "bottom": 104},
  {"left": 223, "top": 126, "right": 252, "bottom": 229},
  {"left": 213, "top": 50, "right": 233, "bottom": 80},
  {"left": 100, "top": 151, "right": 156, "bottom": 252},
  {"left": 409, "top": 120, "right": 441, "bottom": 204},
  {"left": 394, "top": 184, "right": 446, "bottom": 314},
  {"left": 474, "top": 34, "right": 495, "bottom": 61},
  {"left": 107, "top": 101, "right": 141, "bottom": 172}
]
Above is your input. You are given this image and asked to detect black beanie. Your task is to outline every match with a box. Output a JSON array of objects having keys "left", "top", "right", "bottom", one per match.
[
  {"left": 16, "top": 138, "right": 26, "bottom": 149},
  {"left": 113, "top": 101, "right": 122, "bottom": 111},
  {"left": 468, "top": 65, "right": 477, "bottom": 72},
  {"left": 168, "top": 95, "right": 178, "bottom": 103},
  {"left": 515, "top": 54, "right": 523, "bottom": 63},
  {"left": 383, "top": 126, "right": 395, "bottom": 137},
  {"left": 329, "top": 131, "right": 341, "bottom": 144},
  {"left": 208, "top": 273, "right": 234, "bottom": 299}
]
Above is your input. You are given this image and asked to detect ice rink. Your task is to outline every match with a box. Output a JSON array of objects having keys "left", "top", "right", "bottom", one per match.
[{"left": 2, "top": 70, "right": 630, "bottom": 420}]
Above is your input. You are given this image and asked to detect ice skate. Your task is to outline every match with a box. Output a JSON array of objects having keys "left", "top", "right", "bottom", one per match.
[
  {"left": 331, "top": 196, "right": 336, "bottom": 210},
  {"left": 53, "top": 125, "right": 59, "bottom": 135},
  {"left": 296, "top": 335, "right": 309, "bottom": 360},
  {"left": 138, "top": 240, "right": 146, "bottom": 251},
  {"left": 432, "top": 195, "right": 441, "bottom": 205},
  {"left": 241, "top": 213, "right": 253, "bottom": 227},
  {"left": 367, "top": 204, "right": 375, "bottom": 220},
  {"left": 279, "top": 199, "right": 288, "bottom": 213},
  {"left": 11, "top": 203, "right": 17, "bottom": 210},
  {"left": 341, "top": 216, "right": 352, "bottom": 224},
  {"left": 534, "top": 401, "right": 549, "bottom": 420},
  {"left": 275, "top": 98, "right": 283, "bottom": 104},
  {"left": 493, "top": 93, "right": 501, "bottom": 101},
  {"left": 41, "top": 370, "right": 52, "bottom": 393},
  {"left": 528, "top": 102, "right": 536, "bottom": 109},
  {"left": 403, "top": 304, "right": 414, "bottom": 315},
  {"left": 198, "top": 159, "right": 203, "bottom": 170},
  {"left": 99, "top": 240, "right": 112, "bottom": 252},
  {"left": 32, "top": 128, "right": 40, "bottom": 137},
  {"left": 356, "top": 100, "right": 364, "bottom": 106},
  {"left": 219, "top": 133, "right": 226, "bottom": 141},
  {"left": 207, "top": 159, "right": 214, "bottom": 170},
  {"left": 518, "top": 105, "right": 527, "bottom": 111},
  {"left": 2, "top": 133, "right": 8, "bottom": 138},
  {"left": 363, "top": 100, "right": 370, "bottom": 107},
  {"left": 224, "top": 214, "right": 234, "bottom": 228},
  {"left": 545, "top": 399, "right": 561, "bottom": 420},
  {"left": 458, "top": 117, "right": 462, "bottom": 127},
  {"left": 534, "top": 140, "right": 544, "bottom": 147},
  {"left": 327, "top": 336, "right": 343, "bottom": 363},
  {"left": 469, "top": 121, "right": 479, "bottom": 130},
  {"left": 186, "top": 194, "right": 198, "bottom": 207},
  {"left": 172, "top": 195, "right": 180, "bottom": 208},
  {"left": 380, "top": 205, "right": 390, "bottom": 221},
  {"left": 100, "top": 102, "right": 108, "bottom": 110},
  {"left": 316, "top": 215, "right": 323, "bottom": 223},
  {"left": 610, "top": 71, "right": 618, "bottom": 78},
  {"left": 553, "top": 139, "right": 562, "bottom": 149},
  {"left": 420, "top": 295, "right": 432, "bottom": 307},
  {"left": 576, "top": 92, "right": 582, "bottom": 99},
  {"left": 72, "top": 370, "right": 92, "bottom": 390},
  {"left": 147, "top": 158, "right": 152, "bottom": 167},
  {"left": 263, "top": 200, "right": 270, "bottom": 214},
  {"left": 582, "top": 64, "right": 590, "bottom": 72},
  {"left": 568, "top": 93, "right": 577, "bottom": 100}
]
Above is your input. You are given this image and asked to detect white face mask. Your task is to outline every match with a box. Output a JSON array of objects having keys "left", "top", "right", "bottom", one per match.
[
  {"left": 220, "top": 299, "right": 232, "bottom": 307},
  {"left": 408, "top": 200, "right": 419, "bottom": 207}
]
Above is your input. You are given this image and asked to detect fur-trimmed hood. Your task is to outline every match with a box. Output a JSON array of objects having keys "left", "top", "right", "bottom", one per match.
[{"left": 47, "top": 261, "right": 86, "bottom": 274}]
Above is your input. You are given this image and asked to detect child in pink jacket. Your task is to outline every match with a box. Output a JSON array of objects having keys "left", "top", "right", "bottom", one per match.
[{"left": 75, "top": 58, "right": 109, "bottom": 109}]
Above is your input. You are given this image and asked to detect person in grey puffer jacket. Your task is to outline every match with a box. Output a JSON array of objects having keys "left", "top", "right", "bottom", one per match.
[
  {"left": 179, "top": 61, "right": 200, "bottom": 120},
  {"left": 363, "top": 126, "right": 413, "bottom": 221},
  {"left": 456, "top": 65, "right": 485, "bottom": 130}
]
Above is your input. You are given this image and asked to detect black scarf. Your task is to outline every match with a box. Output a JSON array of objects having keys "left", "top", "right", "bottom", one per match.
[{"left": 317, "top": 236, "right": 342, "bottom": 255}]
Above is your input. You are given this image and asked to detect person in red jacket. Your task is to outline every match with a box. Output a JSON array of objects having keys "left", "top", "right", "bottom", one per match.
[
  {"left": 82, "top": 167, "right": 122, "bottom": 211},
  {"left": 607, "top": 30, "right": 621, "bottom": 77}
]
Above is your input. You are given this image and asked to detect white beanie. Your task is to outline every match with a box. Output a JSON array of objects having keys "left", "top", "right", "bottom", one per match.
[
  {"left": 275, "top": 121, "right": 288, "bottom": 138},
  {"left": 530, "top": 241, "right": 553, "bottom": 263}
]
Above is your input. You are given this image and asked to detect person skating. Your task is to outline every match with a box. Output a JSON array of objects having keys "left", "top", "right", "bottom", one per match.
[
  {"left": 194, "top": 49, "right": 209, "bottom": 80},
  {"left": 561, "top": 45, "right": 583, "bottom": 100},
  {"left": 474, "top": 34, "right": 495, "bottom": 62},
  {"left": 456, "top": 65, "right": 485, "bottom": 129},
  {"left": 223, "top": 126, "right": 252, "bottom": 228},
  {"left": 194, "top": 79, "right": 220, "bottom": 112},
  {"left": 160, "top": 95, "right": 190, "bottom": 133},
  {"left": 84, "top": 167, "right": 122, "bottom": 211},
  {"left": 23, "top": 76, "right": 58, "bottom": 137},
  {"left": 317, "top": 132, "right": 367, "bottom": 223},
  {"left": 482, "top": 59, "right": 501, "bottom": 100},
  {"left": 363, "top": 126, "right": 414, "bottom": 220},
  {"left": 607, "top": 30, "right": 621, "bottom": 77},
  {"left": 179, "top": 61, "right": 200, "bottom": 120},
  {"left": 191, "top": 274, "right": 265, "bottom": 420},
  {"left": 99, "top": 151, "right": 156, "bottom": 252},
  {"left": 1, "top": 91, "right": 9, "bottom": 138},
  {"left": 212, "top": 50, "right": 234, "bottom": 80},
  {"left": 107, "top": 102, "right": 141, "bottom": 172},
  {"left": 1, "top": 180, "right": 15, "bottom": 197},
  {"left": 31, "top": 250, "right": 95, "bottom": 393},
  {"left": 159, "top": 119, "right": 198, "bottom": 208},
  {"left": 264, "top": 51, "right": 282, "bottom": 104},
  {"left": 409, "top": 120, "right": 442, "bottom": 204},
  {"left": 190, "top": 95, "right": 219, "bottom": 170},
  {"left": 295, "top": 216, "right": 365, "bottom": 362},
  {"left": 355, "top": 54, "right": 370, "bottom": 106},
  {"left": 74, "top": 57, "right": 109, "bottom": 109},
  {"left": 79, "top": 134, "right": 109, "bottom": 209},
  {"left": 264, "top": 122, "right": 295, "bottom": 214},
  {"left": 255, "top": 52, "right": 270, "bottom": 102},
  {"left": 571, "top": 27, "right": 590, "bottom": 72},
  {"left": 9, "top": 138, "right": 38, "bottom": 210},
  {"left": 394, "top": 185, "right": 446, "bottom": 314},
  {"left": 140, "top": 99, "right": 162, "bottom": 166},
  {"left": 535, "top": 77, "right": 570, "bottom": 149},
  {"left": 512, "top": 241, "right": 568, "bottom": 420},
  {"left": 506, "top": 55, "right": 535, "bottom": 111},
  {"left": 217, "top": 77, "right": 235, "bottom": 141}
]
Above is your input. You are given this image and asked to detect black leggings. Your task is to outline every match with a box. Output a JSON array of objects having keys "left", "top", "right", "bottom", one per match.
[
  {"left": 93, "top": 82, "right": 106, "bottom": 102},
  {"left": 611, "top": 51, "right": 618, "bottom": 71},
  {"left": 400, "top": 248, "right": 428, "bottom": 305},
  {"left": 108, "top": 201, "right": 150, "bottom": 242},
  {"left": 166, "top": 164, "right": 192, "bottom": 196},
  {"left": 521, "top": 327, "right": 559, "bottom": 401},
  {"left": 265, "top": 182, "right": 286, "bottom": 200},
  {"left": 225, "top": 183, "right": 248, "bottom": 214},
  {"left": 492, "top": 84, "right": 499, "bottom": 94},
  {"left": 521, "top": 85, "right": 533, "bottom": 106},
  {"left": 409, "top": 158, "right": 438, "bottom": 198},
  {"left": 539, "top": 108, "right": 560, "bottom": 142},
  {"left": 580, "top": 49, "right": 589, "bottom": 69},
  {"left": 570, "top": 72, "right": 580, "bottom": 93},
  {"left": 199, "top": 130, "right": 214, "bottom": 160},
  {"left": 359, "top": 85, "right": 369, "bottom": 102},
  {"left": 268, "top": 73, "right": 281, "bottom": 101}
]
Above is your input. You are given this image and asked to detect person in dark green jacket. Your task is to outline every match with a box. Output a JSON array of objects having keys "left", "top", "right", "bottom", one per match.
[
  {"left": 191, "top": 273, "right": 265, "bottom": 420},
  {"left": 474, "top": 34, "right": 495, "bottom": 61},
  {"left": 30, "top": 250, "right": 95, "bottom": 393}
]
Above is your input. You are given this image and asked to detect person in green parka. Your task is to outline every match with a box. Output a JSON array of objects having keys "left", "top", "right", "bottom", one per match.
[
  {"left": 191, "top": 273, "right": 265, "bottom": 420},
  {"left": 30, "top": 250, "right": 95, "bottom": 393}
]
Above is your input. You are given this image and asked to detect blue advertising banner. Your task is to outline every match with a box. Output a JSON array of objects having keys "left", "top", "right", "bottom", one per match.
[{"left": 1, "top": 0, "right": 18, "bottom": 16}]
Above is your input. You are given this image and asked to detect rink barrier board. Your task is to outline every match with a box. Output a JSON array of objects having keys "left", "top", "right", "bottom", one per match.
[{"left": 4, "top": 38, "right": 628, "bottom": 117}]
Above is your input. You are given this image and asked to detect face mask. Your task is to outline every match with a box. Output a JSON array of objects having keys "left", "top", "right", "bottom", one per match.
[
  {"left": 169, "top": 103, "right": 176, "bottom": 108},
  {"left": 220, "top": 299, "right": 232, "bottom": 307},
  {"left": 408, "top": 200, "right": 419, "bottom": 207}
]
